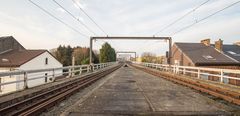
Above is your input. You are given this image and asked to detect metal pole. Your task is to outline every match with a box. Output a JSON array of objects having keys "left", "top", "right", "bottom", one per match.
[
  {"left": 90, "top": 36, "right": 172, "bottom": 64},
  {"left": 72, "top": 56, "right": 75, "bottom": 76},
  {"left": 52, "top": 69, "right": 55, "bottom": 82},
  {"left": 90, "top": 37, "right": 93, "bottom": 65},
  {"left": 134, "top": 52, "right": 136, "bottom": 61},
  {"left": 168, "top": 37, "right": 172, "bottom": 65}
]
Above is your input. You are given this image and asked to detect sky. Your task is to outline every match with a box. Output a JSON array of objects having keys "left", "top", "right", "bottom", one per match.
[{"left": 0, "top": 0, "right": 240, "bottom": 57}]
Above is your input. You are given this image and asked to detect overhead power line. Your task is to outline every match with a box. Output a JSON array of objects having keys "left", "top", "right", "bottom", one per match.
[
  {"left": 154, "top": 0, "right": 210, "bottom": 36},
  {"left": 52, "top": 0, "right": 97, "bottom": 35},
  {"left": 172, "top": 1, "right": 240, "bottom": 36},
  {"left": 145, "top": 1, "right": 240, "bottom": 52},
  {"left": 71, "top": 0, "right": 108, "bottom": 36},
  {"left": 28, "top": 0, "right": 88, "bottom": 37}
]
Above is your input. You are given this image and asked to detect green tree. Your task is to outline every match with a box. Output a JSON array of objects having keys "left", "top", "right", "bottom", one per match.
[
  {"left": 99, "top": 42, "right": 116, "bottom": 63},
  {"left": 73, "top": 47, "right": 99, "bottom": 65},
  {"left": 53, "top": 45, "right": 99, "bottom": 66},
  {"left": 54, "top": 45, "right": 73, "bottom": 66},
  {"left": 72, "top": 47, "right": 88, "bottom": 65},
  {"left": 141, "top": 52, "right": 157, "bottom": 63},
  {"left": 81, "top": 57, "right": 89, "bottom": 64}
]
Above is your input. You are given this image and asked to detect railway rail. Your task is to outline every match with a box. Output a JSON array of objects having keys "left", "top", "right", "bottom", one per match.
[
  {"left": 0, "top": 63, "right": 122, "bottom": 116},
  {"left": 131, "top": 64, "right": 240, "bottom": 106}
]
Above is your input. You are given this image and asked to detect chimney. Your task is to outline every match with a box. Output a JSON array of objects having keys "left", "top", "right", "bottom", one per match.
[
  {"left": 201, "top": 39, "right": 210, "bottom": 46},
  {"left": 215, "top": 39, "right": 223, "bottom": 52}
]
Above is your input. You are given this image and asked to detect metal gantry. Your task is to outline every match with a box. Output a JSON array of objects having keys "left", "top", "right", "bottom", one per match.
[
  {"left": 116, "top": 51, "right": 137, "bottom": 61},
  {"left": 89, "top": 36, "right": 172, "bottom": 65}
]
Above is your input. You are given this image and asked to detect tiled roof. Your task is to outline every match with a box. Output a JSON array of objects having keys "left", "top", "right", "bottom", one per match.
[
  {"left": 0, "top": 36, "right": 25, "bottom": 54},
  {"left": 0, "top": 50, "right": 46, "bottom": 67},
  {"left": 222, "top": 44, "right": 240, "bottom": 62},
  {"left": 174, "top": 43, "right": 239, "bottom": 66}
]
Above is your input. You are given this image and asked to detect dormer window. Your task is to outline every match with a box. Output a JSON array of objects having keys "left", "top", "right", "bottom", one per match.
[
  {"left": 228, "top": 51, "right": 236, "bottom": 55},
  {"left": 227, "top": 51, "right": 240, "bottom": 56},
  {"left": 45, "top": 58, "right": 48, "bottom": 65},
  {"left": 202, "top": 55, "right": 216, "bottom": 60}
]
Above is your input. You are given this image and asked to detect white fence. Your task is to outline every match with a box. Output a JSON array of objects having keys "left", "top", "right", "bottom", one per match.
[
  {"left": 0, "top": 62, "right": 117, "bottom": 95},
  {"left": 133, "top": 62, "right": 240, "bottom": 85}
]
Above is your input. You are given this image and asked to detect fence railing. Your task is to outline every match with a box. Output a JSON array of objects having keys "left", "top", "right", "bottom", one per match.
[
  {"left": 133, "top": 62, "right": 240, "bottom": 86},
  {"left": 0, "top": 62, "right": 117, "bottom": 95}
]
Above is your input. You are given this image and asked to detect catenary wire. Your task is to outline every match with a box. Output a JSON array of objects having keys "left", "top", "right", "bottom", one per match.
[
  {"left": 171, "top": 1, "right": 240, "bottom": 36},
  {"left": 154, "top": 0, "right": 210, "bottom": 36},
  {"left": 52, "top": 0, "right": 97, "bottom": 35},
  {"left": 71, "top": 0, "right": 108, "bottom": 36},
  {"left": 28, "top": 0, "right": 89, "bottom": 37}
]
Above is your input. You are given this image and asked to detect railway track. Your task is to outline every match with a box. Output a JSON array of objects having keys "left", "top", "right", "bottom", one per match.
[
  {"left": 131, "top": 64, "right": 240, "bottom": 106},
  {"left": 0, "top": 64, "right": 122, "bottom": 116}
]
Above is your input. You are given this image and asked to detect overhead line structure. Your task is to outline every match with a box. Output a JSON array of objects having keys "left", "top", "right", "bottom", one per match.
[
  {"left": 172, "top": 1, "right": 240, "bottom": 36},
  {"left": 89, "top": 36, "right": 172, "bottom": 65},
  {"left": 71, "top": 0, "right": 108, "bottom": 36},
  {"left": 28, "top": 0, "right": 89, "bottom": 37},
  {"left": 154, "top": 0, "right": 210, "bottom": 36},
  {"left": 116, "top": 51, "right": 137, "bottom": 61},
  {"left": 52, "top": 0, "right": 97, "bottom": 35}
]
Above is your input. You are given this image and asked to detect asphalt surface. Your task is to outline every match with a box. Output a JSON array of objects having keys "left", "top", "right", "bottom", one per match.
[{"left": 67, "top": 65, "right": 238, "bottom": 116}]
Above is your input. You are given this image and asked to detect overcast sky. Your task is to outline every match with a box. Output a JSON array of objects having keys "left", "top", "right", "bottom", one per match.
[{"left": 0, "top": 0, "right": 239, "bottom": 57}]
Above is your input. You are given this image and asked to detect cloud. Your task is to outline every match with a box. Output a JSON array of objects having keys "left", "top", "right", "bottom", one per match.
[
  {"left": 0, "top": 9, "right": 87, "bottom": 50},
  {"left": 0, "top": 0, "right": 239, "bottom": 55}
]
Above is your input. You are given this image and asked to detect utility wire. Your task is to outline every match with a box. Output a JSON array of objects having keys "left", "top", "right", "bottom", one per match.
[
  {"left": 53, "top": 0, "right": 97, "bottom": 35},
  {"left": 72, "top": 0, "right": 122, "bottom": 49},
  {"left": 154, "top": 0, "right": 210, "bottom": 36},
  {"left": 71, "top": 0, "right": 108, "bottom": 36},
  {"left": 28, "top": 0, "right": 89, "bottom": 37},
  {"left": 145, "top": 1, "right": 240, "bottom": 53},
  {"left": 172, "top": 1, "right": 240, "bottom": 36}
]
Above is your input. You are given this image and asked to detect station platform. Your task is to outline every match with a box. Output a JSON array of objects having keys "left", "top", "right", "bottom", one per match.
[{"left": 65, "top": 65, "right": 236, "bottom": 116}]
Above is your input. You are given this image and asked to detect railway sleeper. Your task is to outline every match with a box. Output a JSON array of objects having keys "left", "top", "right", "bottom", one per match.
[
  {"left": 0, "top": 64, "right": 121, "bottom": 116},
  {"left": 132, "top": 65, "right": 240, "bottom": 106}
]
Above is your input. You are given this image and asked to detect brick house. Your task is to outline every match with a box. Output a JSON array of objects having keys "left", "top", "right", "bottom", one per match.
[{"left": 171, "top": 39, "right": 240, "bottom": 85}]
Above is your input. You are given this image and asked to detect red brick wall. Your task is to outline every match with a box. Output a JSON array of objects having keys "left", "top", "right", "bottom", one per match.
[
  {"left": 171, "top": 44, "right": 240, "bottom": 86},
  {"left": 200, "top": 66, "right": 240, "bottom": 70},
  {"left": 199, "top": 66, "right": 240, "bottom": 86},
  {"left": 172, "top": 44, "right": 194, "bottom": 66}
]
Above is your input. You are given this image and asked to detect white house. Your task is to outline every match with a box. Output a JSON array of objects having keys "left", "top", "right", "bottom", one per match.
[{"left": 0, "top": 36, "right": 63, "bottom": 94}]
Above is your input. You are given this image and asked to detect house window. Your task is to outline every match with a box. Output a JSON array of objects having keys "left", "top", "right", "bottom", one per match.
[
  {"left": 202, "top": 55, "right": 216, "bottom": 60},
  {"left": 45, "top": 58, "right": 48, "bottom": 65},
  {"left": 227, "top": 51, "right": 240, "bottom": 56},
  {"left": 228, "top": 51, "right": 236, "bottom": 55}
]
